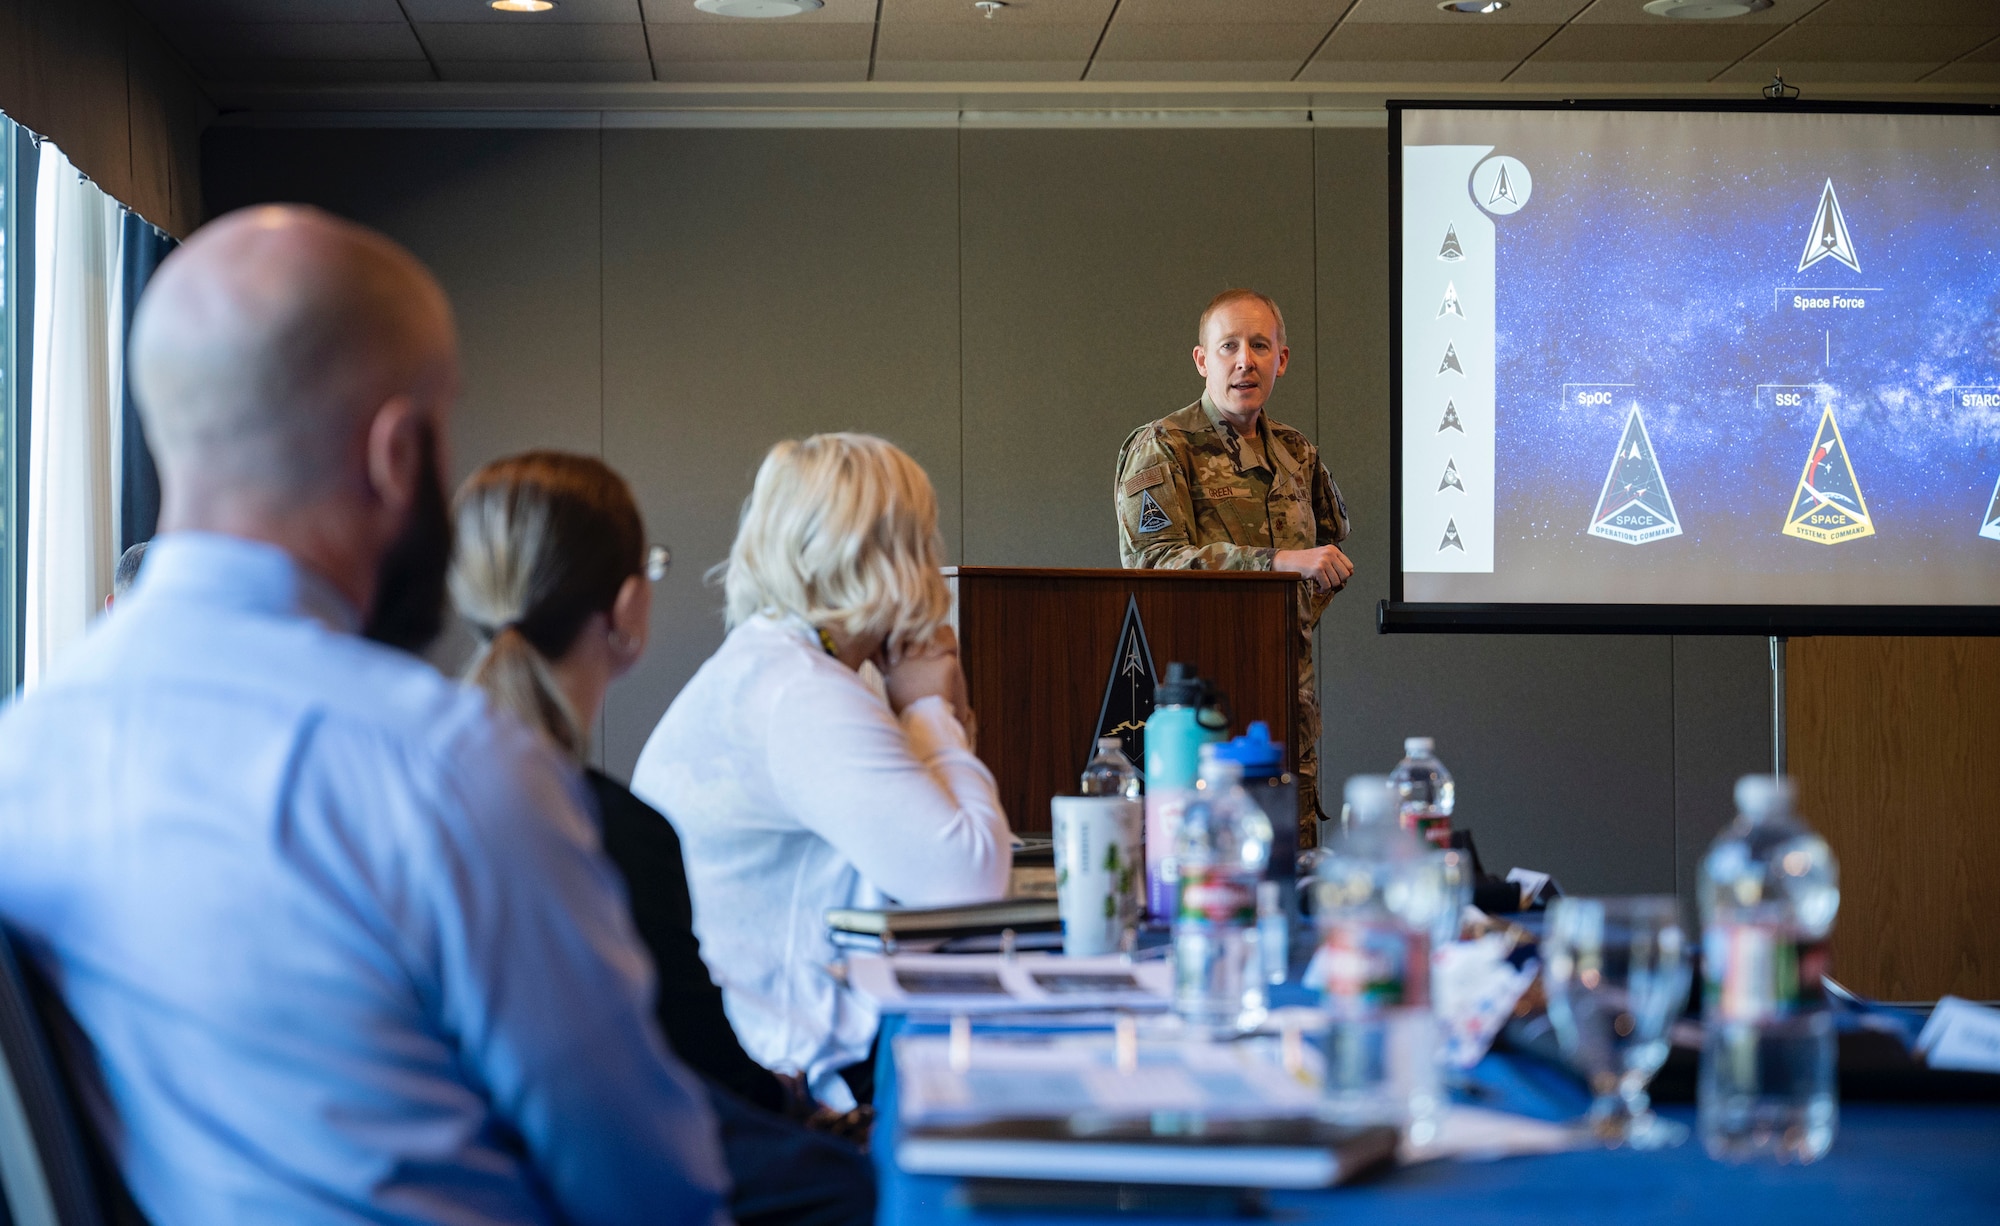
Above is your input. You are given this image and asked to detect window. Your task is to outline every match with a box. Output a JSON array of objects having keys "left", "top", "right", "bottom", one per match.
[
  {"left": 0, "top": 115, "right": 18, "bottom": 690},
  {"left": 0, "top": 123, "right": 167, "bottom": 694}
]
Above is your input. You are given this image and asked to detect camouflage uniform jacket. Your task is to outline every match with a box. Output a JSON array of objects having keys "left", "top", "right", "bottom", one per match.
[
  {"left": 1114, "top": 393, "right": 1351, "bottom": 840},
  {"left": 1115, "top": 393, "right": 1349, "bottom": 612}
]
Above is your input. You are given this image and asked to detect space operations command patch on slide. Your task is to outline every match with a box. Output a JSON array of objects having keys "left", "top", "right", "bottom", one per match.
[{"left": 1398, "top": 107, "right": 2000, "bottom": 609}]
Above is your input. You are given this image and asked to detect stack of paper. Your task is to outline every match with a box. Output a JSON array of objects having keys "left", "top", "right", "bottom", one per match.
[
  {"left": 893, "top": 1030, "right": 1397, "bottom": 1188},
  {"left": 848, "top": 952, "right": 1171, "bottom": 1014}
]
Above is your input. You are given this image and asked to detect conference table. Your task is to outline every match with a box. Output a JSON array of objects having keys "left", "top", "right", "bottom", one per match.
[{"left": 870, "top": 1013, "right": 2000, "bottom": 1225}]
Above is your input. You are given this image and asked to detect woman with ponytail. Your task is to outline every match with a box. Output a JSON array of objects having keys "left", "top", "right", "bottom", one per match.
[{"left": 450, "top": 451, "right": 873, "bottom": 1226}]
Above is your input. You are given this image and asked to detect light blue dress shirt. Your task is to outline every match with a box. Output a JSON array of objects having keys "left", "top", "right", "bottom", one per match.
[{"left": 0, "top": 533, "right": 731, "bottom": 1225}]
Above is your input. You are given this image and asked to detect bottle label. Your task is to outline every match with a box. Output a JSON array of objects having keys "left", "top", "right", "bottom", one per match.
[
  {"left": 1399, "top": 806, "right": 1452, "bottom": 849},
  {"left": 1145, "top": 791, "right": 1189, "bottom": 920},
  {"left": 1705, "top": 923, "right": 1830, "bottom": 1023},
  {"left": 1309, "top": 920, "right": 1430, "bottom": 1014},
  {"left": 1178, "top": 872, "right": 1255, "bottom": 926}
]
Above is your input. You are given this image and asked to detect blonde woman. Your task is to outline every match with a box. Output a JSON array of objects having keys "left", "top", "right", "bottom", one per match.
[
  {"left": 632, "top": 433, "right": 1012, "bottom": 1112},
  {"left": 450, "top": 451, "right": 874, "bottom": 1226}
]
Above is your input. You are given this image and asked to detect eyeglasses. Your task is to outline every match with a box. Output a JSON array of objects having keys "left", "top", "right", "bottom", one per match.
[{"left": 645, "top": 544, "right": 673, "bottom": 582}]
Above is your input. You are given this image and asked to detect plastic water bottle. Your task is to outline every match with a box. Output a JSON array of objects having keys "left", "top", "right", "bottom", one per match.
[
  {"left": 1388, "top": 737, "right": 1455, "bottom": 850},
  {"left": 1081, "top": 736, "right": 1145, "bottom": 923},
  {"left": 1698, "top": 775, "right": 1840, "bottom": 1163},
  {"left": 1215, "top": 722, "right": 1298, "bottom": 985},
  {"left": 1081, "top": 736, "right": 1142, "bottom": 800},
  {"left": 1144, "top": 663, "right": 1223, "bottom": 920},
  {"left": 1172, "top": 747, "right": 1273, "bottom": 1033},
  {"left": 1309, "top": 775, "right": 1448, "bottom": 1138}
]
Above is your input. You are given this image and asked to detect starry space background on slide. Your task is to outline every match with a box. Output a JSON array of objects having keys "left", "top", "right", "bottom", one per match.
[{"left": 1422, "top": 110, "right": 2000, "bottom": 607}]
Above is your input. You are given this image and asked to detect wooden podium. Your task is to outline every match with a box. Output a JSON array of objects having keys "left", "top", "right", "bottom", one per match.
[{"left": 947, "top": 567, "right": 1303, "bottom": 835}]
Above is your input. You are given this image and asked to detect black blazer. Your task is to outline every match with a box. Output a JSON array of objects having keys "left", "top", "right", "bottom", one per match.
[{"left": 585, "top": 769, "right": 786, "bottom": 1114}]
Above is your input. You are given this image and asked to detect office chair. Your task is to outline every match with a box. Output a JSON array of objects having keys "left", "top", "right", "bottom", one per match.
[{"left": 0, "top": 926, "right": 111, "bottom": 1226}]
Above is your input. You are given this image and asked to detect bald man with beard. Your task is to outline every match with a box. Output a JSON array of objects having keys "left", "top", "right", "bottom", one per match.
[{"left": 0, "top": 207, "right": 731, "bottom": 1225}]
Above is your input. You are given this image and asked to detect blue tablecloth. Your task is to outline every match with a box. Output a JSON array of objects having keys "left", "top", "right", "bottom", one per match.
[{"left": 872, "top": 1015, "right": 2000, "bottom": 1225}]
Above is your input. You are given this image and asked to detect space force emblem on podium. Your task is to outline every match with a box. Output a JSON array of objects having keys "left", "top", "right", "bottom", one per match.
[
  {"left": 1588, "top": 406, "right": 1682, "bottom": 545},
  {"left": 1092, "top": 596, "right": 1157, "bottom": 767},
  {"left": 1783, "top": 407, "right": 1874, "bottom": 544}
]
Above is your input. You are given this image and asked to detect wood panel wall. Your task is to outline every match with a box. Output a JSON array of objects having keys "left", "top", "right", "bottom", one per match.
[
  {"left": 952, "top": 568, "right": 1300, "bottom": 836},
  {"left": 1790, "top": 636, "right": 2000, "bottom": 1002},
  {"left": 0, "top": 0, "right": 209, "bottom": 236}
]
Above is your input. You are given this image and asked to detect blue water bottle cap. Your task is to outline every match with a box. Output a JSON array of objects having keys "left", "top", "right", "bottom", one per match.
[{"left": 1216, "top": 721, "right": 1285, "bottom": 773}]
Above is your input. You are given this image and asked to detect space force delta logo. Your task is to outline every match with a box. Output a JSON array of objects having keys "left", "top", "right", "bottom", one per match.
[{"left": 1798, "top": 179, "right": 1860, "bottom": 274}]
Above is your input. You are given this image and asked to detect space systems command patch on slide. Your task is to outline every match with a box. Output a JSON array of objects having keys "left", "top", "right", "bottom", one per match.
[{"left": 1399, "top": 108, "right": 2000, "bottom": 609}]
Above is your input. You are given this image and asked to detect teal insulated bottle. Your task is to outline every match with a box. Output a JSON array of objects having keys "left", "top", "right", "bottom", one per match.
[{"left": 1144, "top": 663, "right": 1223, "bottom": 918}]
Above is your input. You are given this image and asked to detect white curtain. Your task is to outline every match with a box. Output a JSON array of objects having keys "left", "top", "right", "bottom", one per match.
[{"left": 23, "top": 143, "right": 125, "bottom": 690}]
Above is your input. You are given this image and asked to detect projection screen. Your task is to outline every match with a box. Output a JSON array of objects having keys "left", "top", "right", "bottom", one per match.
[{"left": 1385, "top": 102, "right": 2000, "bottom": 635}]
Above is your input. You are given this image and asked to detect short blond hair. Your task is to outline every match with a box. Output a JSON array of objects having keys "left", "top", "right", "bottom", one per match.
[
  {"left": 1198, "top": 288, "right": 1287, "bottom": 348},
  {"left": 723, "top": 433, "right": 951, "bottom": 655}
]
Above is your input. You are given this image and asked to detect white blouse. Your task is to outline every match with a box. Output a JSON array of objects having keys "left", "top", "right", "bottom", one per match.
[{"left": 630, "top": 614, "right": 1012, "bottom": 1109}]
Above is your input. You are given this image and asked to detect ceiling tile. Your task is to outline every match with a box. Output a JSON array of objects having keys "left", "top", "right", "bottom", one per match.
[
  {"left": 1342, "top": 0, "right": 1590, "bottom": 25},
  {"left": 1093, "top": 22, "right": 1329, "bottom": 60},
  {"left": 415, "top": 21, "right": 650, "bottom": 59},
  {"left": 1084, "top": 59, "right": 1302, "bottom": 80},
  {"left": 173, "top": 22, "right": 426, "bottom": 60},
  {"left": 651, "top": 58, "right": 869, "bottom": 80},
  {"left": 873, "top": 58, "right": 1088, "bottom": 79},
  {"left": 640, "top": 0, "right": 877, "bottom": 21},
  {"left": 1296, "top": 57, "right": 1516, "bottom": 81},
  {"left": 198, "top": 60, "right": 437, "bottom": 84},
  {"left": 404, "top": 0, "right": 643, "bottom": 20},
  {"left": 881, "top": 0, "right": 1116, "bottom": 23},
  {"left": 1954, "top": 31, "right": 2000, "bottom": 61},
  {"left": 1743, "top": 22, "right": 1997, "bottom": 62},
  {"left": 129, "top": 0, "right": 408, "bottom": 20},
  {"left": 1713, "top": 59, "right": 1941, "bottom": 83},
  {"left": 1926, "top": 58, "right": 2000, "bottom": 82},
  {"left": 1508, "top": 58, "right": 1736, "bottom": 81},
  {"left": 1568, "top": 0, "right": 1825, "bottom": 23},
  {"left": 1311, "top": 22, "right": 1559, "bottom": 60},
  {"left": 875, "top": 22, "right": 1102, "bottom": 58},
  {"left": 1527, "top": 22, "right": 1771, "bottom": 60},
  {"left": 1111, "top": 0, "right": 1352, "bottom": 21},
  {"left": 1804, "top": 0, "right": 1998, "bottom": 23},
  {"left": 648, "top": 22, "right": 875, "bottom": 59},
  {"left": 435, "top": 59, "right": 657, "bottom": 81}
]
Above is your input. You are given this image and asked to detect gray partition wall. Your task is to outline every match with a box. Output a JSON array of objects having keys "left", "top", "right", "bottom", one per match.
[{"left": 204, "top": 120, "right": 1767, "bottom": 900}]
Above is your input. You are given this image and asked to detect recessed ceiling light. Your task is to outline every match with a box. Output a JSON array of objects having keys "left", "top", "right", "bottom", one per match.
[
  {"left": 1438, "top": 0, "right": 1509, "bottom": 12},
  {"left": 693, "top": 0, "right": 825, "bottom": 16},
  {"left": 1642, "top": 0, "right": 1773, "bottom": 16},
  {"left": 489, "top": 0, "right": 556, "bottom": 11}
]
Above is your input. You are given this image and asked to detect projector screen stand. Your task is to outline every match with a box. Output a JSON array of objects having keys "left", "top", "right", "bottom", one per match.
[{"left": 1770, "top": 635, "right": 1788, "bottom": 777}]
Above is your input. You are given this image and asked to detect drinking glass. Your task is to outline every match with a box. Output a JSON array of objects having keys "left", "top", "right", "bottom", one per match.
[{"left": 1541, "top": 895, "right": 1692, "bottom": 1149}]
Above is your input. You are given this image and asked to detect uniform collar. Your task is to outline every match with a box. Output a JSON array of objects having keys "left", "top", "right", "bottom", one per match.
[{"left": 1199, "top": 391, "right": 1303, "bottom": 482}]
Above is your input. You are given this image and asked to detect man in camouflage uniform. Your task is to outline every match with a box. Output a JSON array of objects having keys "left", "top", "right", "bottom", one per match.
[{"left": 1115, "top": 289, "right": 1352, "bottom": 847}]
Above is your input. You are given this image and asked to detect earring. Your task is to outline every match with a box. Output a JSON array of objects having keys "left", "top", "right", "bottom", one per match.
[{"left": 608, "top": 629, "right": 638, "bottom": 656}]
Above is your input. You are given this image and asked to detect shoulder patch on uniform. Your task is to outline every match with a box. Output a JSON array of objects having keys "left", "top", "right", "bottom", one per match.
[
  {"left": 1137, "top": 490, "right": 1171, "bottom": 534},
  {"left": 1122, "top": 464, "right": 1167, "bottom": 498}
]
